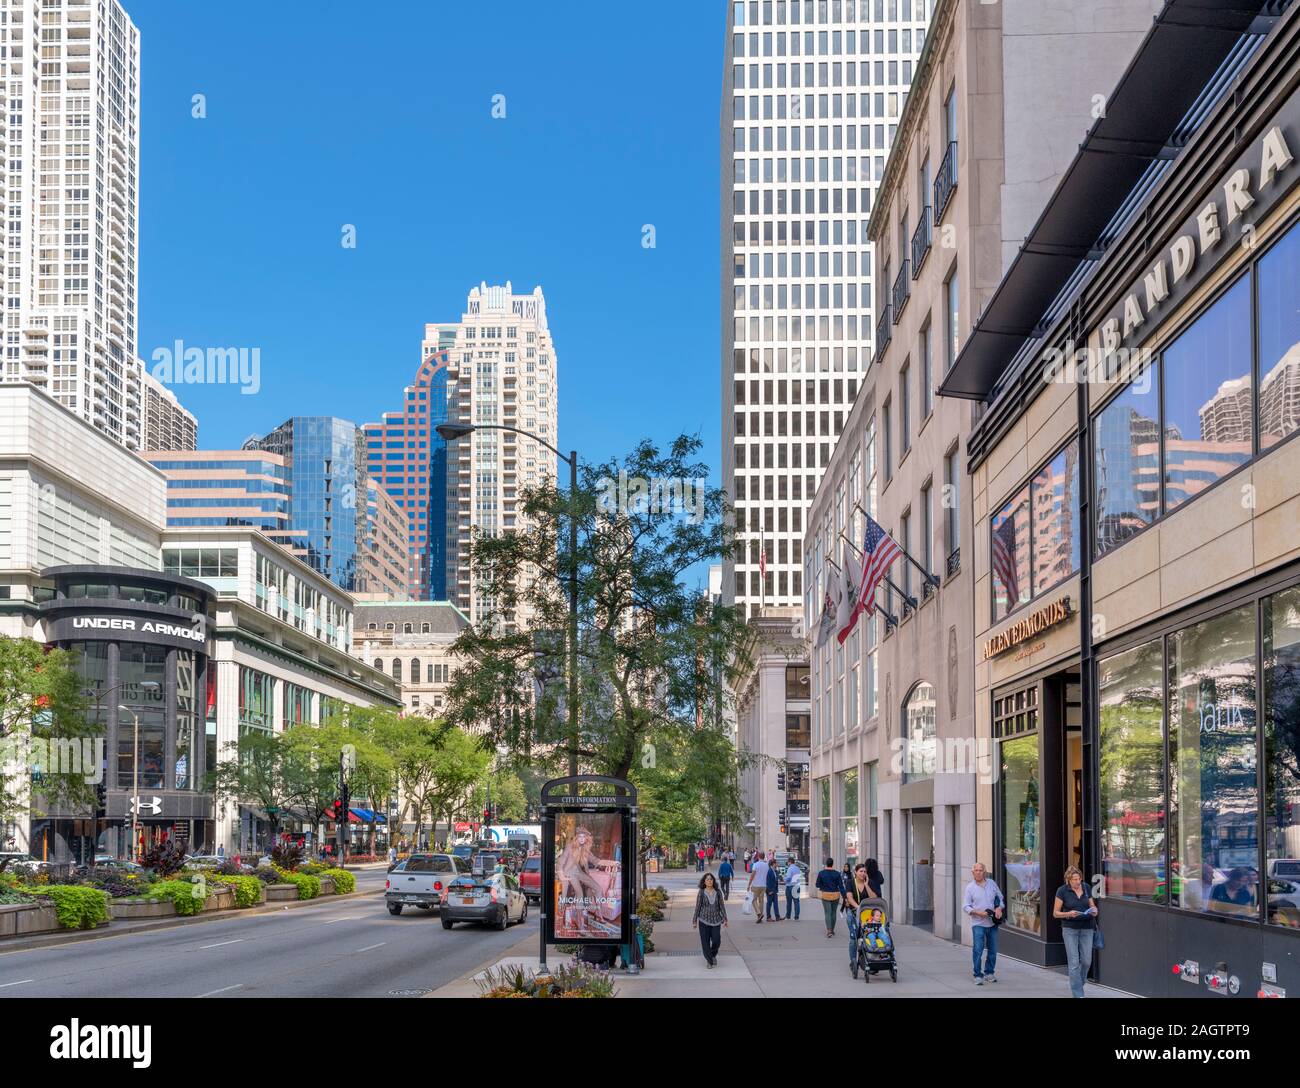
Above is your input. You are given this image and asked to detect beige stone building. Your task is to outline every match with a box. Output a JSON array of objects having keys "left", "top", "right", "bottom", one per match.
[
  {"left": 807, "top": 0, "right": 1156, "bottom": 938},
  {"left": 353, "top": 601, "right": 469, "bottom": 718},
  {"left": 943, "top": 0, "right": 1300, "bottom": 994}
]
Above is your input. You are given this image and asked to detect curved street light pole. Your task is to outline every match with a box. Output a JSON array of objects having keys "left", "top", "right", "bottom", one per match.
[{"left": 437, "top": 422, "right": 579, "bottom": 777}]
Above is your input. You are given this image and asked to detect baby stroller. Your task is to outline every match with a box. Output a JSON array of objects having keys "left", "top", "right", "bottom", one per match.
[{"left": 850, "top": 896, "right": 898, "bottom": 983}]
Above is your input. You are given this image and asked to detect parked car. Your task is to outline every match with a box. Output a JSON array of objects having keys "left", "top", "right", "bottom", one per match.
[
  {"left": 440, "top": 870, "right": 529, "bottom": 930},
  {"left": 0, "top": 852, "right": 44, "bottom": 875},
  {"left": 519, "top": 854, "right": 542, "bottom": 902},
  {"left": 384, "top": 852, "right": 471, "bottom": 916},
  {"left": 183, "top": 855, "right": 227, "bottom": 870}
]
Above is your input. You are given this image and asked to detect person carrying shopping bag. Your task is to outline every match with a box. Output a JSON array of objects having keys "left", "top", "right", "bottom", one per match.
[
  {"left": 1053, "top": 865, "right": 1099, "bottom": 997},
  {"left": 747, "top": 851, "right": 770, "bottom": 923},
  {"left": 815, "top": 857, "right": 845, "bottom": 938},
  {"left": 784, "top": 858, "right": 803, "bottom": 920}
]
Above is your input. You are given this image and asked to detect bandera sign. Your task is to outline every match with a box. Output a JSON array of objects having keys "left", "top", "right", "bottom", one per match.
[{"left": 982, "top": 596, "right": 1073, "bottom": 661}]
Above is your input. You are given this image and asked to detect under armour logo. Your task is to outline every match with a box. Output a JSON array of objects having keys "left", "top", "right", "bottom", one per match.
[{"left": 131, "top": 796, "right": 162, "bottom": 815}]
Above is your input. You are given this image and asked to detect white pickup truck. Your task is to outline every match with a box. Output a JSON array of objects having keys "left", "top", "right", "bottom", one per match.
[{"left": 385, "top": 853, "right": 471, "bottom": 915}]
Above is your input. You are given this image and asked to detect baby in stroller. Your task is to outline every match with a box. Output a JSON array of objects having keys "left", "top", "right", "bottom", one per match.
[{"left": 852, "top": 896, "right": 898, "bottom": 983}]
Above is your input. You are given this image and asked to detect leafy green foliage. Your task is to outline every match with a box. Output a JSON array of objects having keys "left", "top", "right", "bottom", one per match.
[
  {"left": 28, "top": 884, "right": 109, "bottom": 929},
  {"left": 210, "top": 873, "right": 262, "bottom": 907},
  {"left": 477, "top": 961, "right": 615, "bottom": 999},
  {"left": 272, "top": 867, "right": 320, "bottom": 899},
  {"left": 321, "top": 867, "right": 355, "bottom": 893},
  {"left": 270, "top": 840, "right": 304, "bottom": 872},
  {"left": 144, "top": 877, "right": 210, "bottom": 916}
]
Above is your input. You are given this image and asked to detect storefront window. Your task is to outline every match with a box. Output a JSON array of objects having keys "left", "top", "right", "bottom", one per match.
[
  {"left": 1000, "top": 735, "right": 1040, "bottom": 933},
  {"left": 1030, "top": 441, "right": 1081, "bottom": 598},
  {"left": 1093, "top": 362, "right": 1160, "bottom": 557},
  {"left": 1163, "top": 276, "right": 1252, "bottom": 512},
  {"left": 1265, "top": 586, "right": 1300, "bottom": 928},
  {"left": 990, "top": 487, "right": 1030, "bottom": 620},
  {"left": 1098, "top": 640, "right": 1164, "bottom": 903},
  {"left": 903, "top": 681, "right": 936, "bottom": 780},
  {"left": 283, "top": 682, "right": 312, "bottom": 726},
  {"left": 840, "top": 768, "right": 859, "bottom": 870},
  {"left": 175, "top": 652, "right": 196, "bottom": 791},
  {"left": 1259, "top": 220, "right": 1300, "bottom": 450},
  {"left": 1169, "top": 605, "right": 1258, "bottom": 918},
  {"left": 117, "top": 644, "right": 166, "bottom": 790},
  {"left": 239, "top": 667, "right": 273, "bottom": 733}
]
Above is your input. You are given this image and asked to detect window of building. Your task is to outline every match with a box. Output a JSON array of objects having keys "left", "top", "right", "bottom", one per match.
[
  {"left": 943, "top": 447, "right": 959, "bottom": 568},
  {"left": 786, "top": 712, "right": 811, "bottom": 747},
  {"left": 944, "top": 269, "right": 959, "bottom": 371},
  {"left": 1265, "top": 585, "right": 1300, "bottom": 927},
  {"left": 882, "top": 398, "right": 893, "bottom": 481},
  {"left": 786, "top": 664, "right": 810, "bottom": 700},
  {"left": 899, "top": 360, "right": 910, "bottom": 454},
  {"left": 1259, "top": 219, "right": 1300, "bottom": 450},
  {"left": 1169, "top": 604, "right": 1258, "bottom": 918},
  {"left": 903, "top": 681, "right": 935, "bottom": 781},
  {"left": 1093, "top": 363, "right": 1159, "bottom": 556},
  {"left": 410, "top": 658, "right": 420, "bottom": 683},
  {"left": 1098, "top": 639, "right": 1164, "bottom": 904},
  {"left": 840, "top": 767, "right": 860, "bottom": 870},
  {"left": 920, "top": 318, "right": 933, "bottom": 419},
  {"left": 999, "top": 733, "right": 1040, "bottom": 933}
]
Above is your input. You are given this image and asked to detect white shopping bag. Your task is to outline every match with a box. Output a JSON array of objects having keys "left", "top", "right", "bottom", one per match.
[{"left": 742, "top": 890, "right": 754, "bottom": 915}]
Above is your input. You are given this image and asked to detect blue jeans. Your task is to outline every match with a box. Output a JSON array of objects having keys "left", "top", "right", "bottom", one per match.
[
  {"left": 1062, "top": 926, "right": 1093, "bottom": 997},
  {"left": 847, "top": 915, "right": 860, "bottom": 968},
  {"left": 785, "top": 885, "right": 800, "bottom": 919},
  {"left": 972, "top": 924, "right": 998, "bottom": 978}
]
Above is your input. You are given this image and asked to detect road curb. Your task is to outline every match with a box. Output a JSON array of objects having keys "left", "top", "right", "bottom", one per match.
[{"left": 0, "top": 887, "right": 384, "bottom": 954}]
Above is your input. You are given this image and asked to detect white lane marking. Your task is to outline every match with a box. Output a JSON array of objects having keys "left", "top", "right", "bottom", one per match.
[
  {"left": 0, "top": 978, "right": 34, "bottom": 988},
  {"left": 354, "top": 942, "right": 386, "bottom": 953},
  {"left": 199, "top": 939, "right": 244, "bottom": 949},
  {"left": 196, "top": 983, "right": 243, "bottom": 997}
]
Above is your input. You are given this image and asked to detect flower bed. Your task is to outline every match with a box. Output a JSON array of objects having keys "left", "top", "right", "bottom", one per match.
[{"left": 478, "top": 962, "right": 615, "bottom": 999}]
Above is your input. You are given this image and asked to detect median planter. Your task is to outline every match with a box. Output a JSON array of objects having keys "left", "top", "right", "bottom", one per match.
[
  {"left": 110, "top": 898, "right": 177, "bottom": 919},
  {"left": 0, "top": 902, "right": 61, "bottom": 937},
  {"left": 200, "top": 885, "right": 236, "bottom": 912},
  {"left": 264, "top": 883, "right": 298, "bottom": 903},
  {"left": 318, "top": 877, "right": 335, "bottom": 896}
]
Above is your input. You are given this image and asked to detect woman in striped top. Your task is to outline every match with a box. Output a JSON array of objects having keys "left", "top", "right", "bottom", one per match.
[{"left": 692, "top": 871, "right": 729, "bottom": 968}]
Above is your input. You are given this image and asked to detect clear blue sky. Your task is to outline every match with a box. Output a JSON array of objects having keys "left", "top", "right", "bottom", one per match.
[{"left": 132, "top": 1, "right": 725, "bottom": 509}]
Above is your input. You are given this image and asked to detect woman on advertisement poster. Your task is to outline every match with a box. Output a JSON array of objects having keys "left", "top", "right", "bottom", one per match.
[{"left": 556, "top": 823, "right": 621, "bottom": 937}]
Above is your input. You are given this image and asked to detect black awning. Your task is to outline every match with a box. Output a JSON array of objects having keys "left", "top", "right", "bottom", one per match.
[{"left": 939, "top": 0, "right": 1274, "bottom": 401}]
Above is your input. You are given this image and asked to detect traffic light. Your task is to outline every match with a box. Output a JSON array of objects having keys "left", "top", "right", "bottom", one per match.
[
  {"left": 778, "top": 807, "right": 787, "bottom": 833},
  {"left": 482, "top": 806, "right": 491, "bottom": 824},
  {"left": 777, "top": 771, "right": 786, "bottom": 791}
]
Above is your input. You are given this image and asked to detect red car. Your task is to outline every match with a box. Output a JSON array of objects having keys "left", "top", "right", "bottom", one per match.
[{"left": 519, "top": 855, "right": 542, "bottom": 902}]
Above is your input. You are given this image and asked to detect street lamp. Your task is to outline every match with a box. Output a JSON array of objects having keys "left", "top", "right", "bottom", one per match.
[
  {"left": 114, "top": 680, "right": 160, "bottom": 864},
  {"left": 436, "top": 421, "right": 580, "bottom": 777}
]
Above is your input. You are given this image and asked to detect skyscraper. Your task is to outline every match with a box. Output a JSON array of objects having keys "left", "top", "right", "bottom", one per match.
[
  {"left": 140, "top": 366, "right": 198, "bottom": 451},
  {"left": 1, "top": 0, "right": 146, "bottom": 449},
  {"left": 722, "top": 0, "right": 930, "bottom": 622}
]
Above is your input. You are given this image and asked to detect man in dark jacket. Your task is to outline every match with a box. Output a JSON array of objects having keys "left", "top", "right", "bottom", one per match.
[
  {"left": 765, "top": 857, "right": 782, "bottom": 920},
  {"left": 718, "top": 855, "right": 735, "bottom": 898}
]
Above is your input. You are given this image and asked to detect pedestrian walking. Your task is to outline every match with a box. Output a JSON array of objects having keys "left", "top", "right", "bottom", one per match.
[
  {"left": 707, "top": 844, "right": 715, "bottom": 862},
  {"left": 765, "top": 855, "right": 782, "bottom": 920},
  {"left": 747, "top": 851, "right": 770, "bottom": 923},
  {"left": 718, "top": 855, "right": 734, "bottom": 899},
  {"left": 693, "top": 871, "right": 728, "bottom": 967},
  {"left": 743, "top": 848, "right": 752, "bottom": 873},
  {"left": 1053, "top": 865, "right": 1099, "bottom": 997},
  {"left": 815, "top": 857, "right": 846, "bottom": 938},
  {"left": 784, "top": 857, "right": 803, "bottom": 920},
  {"left": 387, "top": 844, "right": 397, "bottom": 868},
  {"left": 962, "top": 861, "right": 1004, "bottom": 986},
  {"left": 844, "top": 862, "right": 877, "bottom": 971},
  {"left": 697, "top": 846, "right": 707, "bottom": 872},
  {"left": 865, "top": 858, "right": 885, "bottom": 899}
]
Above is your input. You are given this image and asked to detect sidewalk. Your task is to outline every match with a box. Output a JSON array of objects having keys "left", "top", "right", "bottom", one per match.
[{"left": 431, "top": 865, "right": 1133, "bottom": 999}]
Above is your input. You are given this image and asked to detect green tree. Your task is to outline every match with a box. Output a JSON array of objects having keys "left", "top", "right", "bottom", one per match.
[
  {"left": 444, "top": 435, "right": 751, "bottom": 787},
  {"left": 0, "top": 636, "right": 92, "bottom": 841},
  {"left": 473, "top": 768, "right": 527, "bottom": 824}
]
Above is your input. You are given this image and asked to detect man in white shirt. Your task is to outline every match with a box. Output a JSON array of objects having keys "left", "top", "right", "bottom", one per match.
[
  {"left": 784, "top": 856, "right": 803, "bottom": 920},
  {"left": 747, "top": 851, "right": 770, "bottom": 923}
]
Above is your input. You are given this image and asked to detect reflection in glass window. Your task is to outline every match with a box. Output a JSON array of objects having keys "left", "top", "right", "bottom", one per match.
[
  {"left": 990, "top": 487, "right": 1029, "bottom": 620},
  {"left": 1093, "top": 362, "right": 1160, "bottom": 556},
  {"left": 903, "top": 681, "right": 936, "bottom": 780},
  {"left": 1030, "top": 442, "right": 1080, "bottom": 598},
  {"left": 1163, "top": 276, "right": 1252, "bottom": 512},
  {"left": 1265, "top": 587, "right": 1300, "bottom": 928},
  {"left": 1098, "top": 640, "right": 1164, "bottom": 903},
  {"left": 1000, "top": 735, "right": 1040, "bottom": 933},
  {"left": 1169, "top": 605, "right": 1258, "bottom": 918},
  {"left": 1258, "top": 221, "right": 1300, "bottom": 450},
  {"left": 841, "top": 768, "right": 860, "bottom": 869},
  {"left": 817, "top": 778, "right": 832, "bottom": 863}
]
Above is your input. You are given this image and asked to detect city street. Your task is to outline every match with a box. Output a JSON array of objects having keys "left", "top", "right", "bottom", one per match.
[{"left": 0, "top": 869, "right": 536, "bottom": 998}]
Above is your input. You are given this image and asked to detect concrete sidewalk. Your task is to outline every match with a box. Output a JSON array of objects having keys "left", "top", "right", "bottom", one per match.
[{"left": 431, "top": 865, "right": 1133, "bottom": 999}]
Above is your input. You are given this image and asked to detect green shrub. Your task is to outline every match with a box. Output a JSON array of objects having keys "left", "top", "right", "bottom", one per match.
[
  {"left": 273, "top": 867, "right": 320, "bottom": 900},
  {"left": 28, "top": 884, "right": 110, "bottom": 929},
  {"left": 321, "top": 868, "right": 354, "bottom": 894},
  {"left": 210, "top": 874, "right": 262, "bottom": 908},
  {"left": 145, "top": 878, "right": 210, "bottom": 916}
]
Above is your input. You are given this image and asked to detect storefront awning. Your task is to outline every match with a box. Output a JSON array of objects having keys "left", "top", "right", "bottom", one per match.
[{"left": 348, "top": 808, "right": 387, "bottom": 824}]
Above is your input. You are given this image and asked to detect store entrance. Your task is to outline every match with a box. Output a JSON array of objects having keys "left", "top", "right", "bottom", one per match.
[{"left": 908, "top": 808, "right": 934, "bottom": 930}]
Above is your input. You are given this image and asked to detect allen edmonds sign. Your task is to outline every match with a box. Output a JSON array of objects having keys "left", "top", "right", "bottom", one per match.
[{"left": 982, "top": 596, "right": 1073, "bottom": 661}]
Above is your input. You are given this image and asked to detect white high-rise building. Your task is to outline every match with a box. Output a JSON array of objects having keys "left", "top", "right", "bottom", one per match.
[
  {"left": 438, "top": 282, "right": 558, "bottom": 625},
  {"left": 1, "top": 0, "right": 143, "bottom": 448},
  {"left": 722, "top": 0, "right": 929, "bottom": 621}
]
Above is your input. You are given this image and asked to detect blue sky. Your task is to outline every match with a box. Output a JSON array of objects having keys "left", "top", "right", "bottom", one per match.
[{"left": 132, "top": 1, "right": 725, "bottom": 502}]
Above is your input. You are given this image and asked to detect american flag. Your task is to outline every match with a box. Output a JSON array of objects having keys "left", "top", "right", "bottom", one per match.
[
  {"left": 854, "top": 515, "right": 902, "bottom": 627},
  {"left": 992, "top": 513, "right": 1020, "bottom": 609},
  {"left": 758, "top": 543, "right": 767, "bottom": 581}
]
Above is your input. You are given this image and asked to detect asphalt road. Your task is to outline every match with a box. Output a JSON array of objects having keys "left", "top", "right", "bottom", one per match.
[{"left": 0, "top": 869, "right": 537, "bottom": 998}]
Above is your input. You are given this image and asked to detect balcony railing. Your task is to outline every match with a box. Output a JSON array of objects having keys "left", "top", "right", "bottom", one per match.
[
  {"left": 934, "top": 141, "right": 958, "bottom": 222},
  {"left": 911, "top": 206, "right": 932, "bottom": 276},
  {"left": 874, "top": 305, "right": 892, "bottom": 364},
  {"left": 946, "top": 546, "right": 961, "bottom": 578},
  {"left": 891, "top": 260, "right": 911, "bottom": 323}
]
